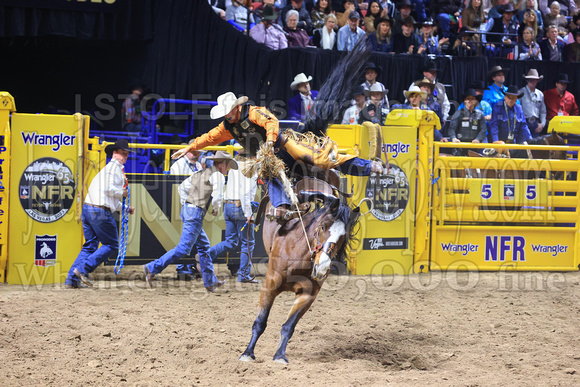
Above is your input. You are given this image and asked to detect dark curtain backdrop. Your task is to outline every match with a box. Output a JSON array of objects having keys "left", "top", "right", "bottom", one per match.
[{"left": 0, "top": 0, "right": 579, "bottom": 135}]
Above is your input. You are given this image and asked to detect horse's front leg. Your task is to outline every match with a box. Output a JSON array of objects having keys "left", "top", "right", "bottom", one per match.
[
  {"left": 239, "top": 285, "right": 280, "bottom": 362},
  {"left": 273, "top": 286, "right": 320, "bottom": 364}
]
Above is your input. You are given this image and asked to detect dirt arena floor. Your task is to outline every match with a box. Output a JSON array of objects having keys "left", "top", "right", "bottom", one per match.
[{"left": 1, "top": 263, "right": 580, "bottom": 386}]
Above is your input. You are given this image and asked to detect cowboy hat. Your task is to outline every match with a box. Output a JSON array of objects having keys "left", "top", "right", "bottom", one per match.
[
  {"left": 487, "top": 65, "right": 509, "bottom": 78},
  {"left": 499, "top": 3, "right": 516, "bottom": 13},
  {"left": 400, "top": 16, "right": 416, "bottom": 26},
  {"left": 206, "top": 150, "right": 238, "bottom": 170},
  {"left": 363, "top": 62, "right": 382, "bottom": 75},
  {"left": 423, "top": 59, "right": 438, "bottom": 73},
  {"left": 556, "top": 73, "right": 570, "bottom": 83},
  {"left": 396, "top": 0, "right": 414, "bottom": 9},
  {"left": 364, "top": 83, "right": 389, "bottom": 96},
  {"left": 261, "top": 4, "right": 278, "bottom": 21},
  {"left": 290, "top": 73, "right": 313, "bottom": 90},
  {"left": 404, "top": 85, "right": 427, "bottom": 100},
  {"left": 351, "top": 85, "right": 366, "bottom": 97},
  {"left": 470, "top": 80, "right": 486, "bottom": 90},
  {"left": 373, "top": 16, "right": 391, "bottom": 30},
  {"left": 210, "top": 92, "right": 249, "bottom": 120},
  {"left": 414, "top": 78, "right": 435, "bottom": 92},
  {"left": 523, "top": 68, "right": 543, "bottom": 81},
  {"left": 462, "top": 88, "right": 483, "bottom": 102},
  {"left": 105, "top": 139, "right": 134, "bottom": 157},
  {"left": 418, "top": 17, "right": 435, "bottom": 27},
  {"left": 504, "top": 85, "right": 524, "bottom": 98}
]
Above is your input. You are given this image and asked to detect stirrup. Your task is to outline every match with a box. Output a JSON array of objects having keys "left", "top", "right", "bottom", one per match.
[{"left": 265, "top": 203, "right": 311, "bottom": 222}]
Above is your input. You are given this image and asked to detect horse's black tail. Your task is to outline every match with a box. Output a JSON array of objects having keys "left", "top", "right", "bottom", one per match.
[{"left": 301, "top": 39, "right": 372, "bottom": 137}]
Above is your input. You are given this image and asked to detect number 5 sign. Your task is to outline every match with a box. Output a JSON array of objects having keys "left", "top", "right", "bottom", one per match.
[{"left": 469, "top": 180, "right": 547, "bottom": 205}]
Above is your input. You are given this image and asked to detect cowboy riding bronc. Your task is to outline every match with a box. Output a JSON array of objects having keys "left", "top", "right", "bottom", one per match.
[{"left": 172, "top": 92, "right": 386, "bottom": 221}]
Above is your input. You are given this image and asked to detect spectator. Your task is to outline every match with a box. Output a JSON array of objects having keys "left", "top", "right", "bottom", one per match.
[
  {"left": 209, "top": 0, "right": 226, "bottom": 19},
  {"left": 392, "top": 85, "right": 444, "bottom": 138},
  {"left": 285, "top": 9, "right": 314, "bottom": 46},
  {"left": 432, "top": 0, "right": 464, "bottom": 38},
  {"left": 121, "top": 84, "right": 144, "bottom": 132},
  {"left": 488, "top": 0, "right": 510, "bottom": 19},
  {"left": 539, "top": 25, "right": 566, "bottom": 60},
  {"left": 364, "top": 1, "right": 386, "bottom": 33},
  {"left": 207, "top": 156, "right": 259, "bottom": 284},
  {"left": 392, "top": 0, "right": 414, "bottom": 35},
  {"left": 250, "top": 5, "right": 289, "bottom": 49},
  {"left": 518, "top": 8, "right": 544, "bottom": 41},
  {"left": 414, "top": 60, "right": 451, "bottom": 121},
  {"left": 337, "top": 11, "right": 366, "bottom": 50},
  {"left": 359, "top": 83, "right": 390, "bottom": 124},
  {"left": 453, "top": 27, "right": 480, "bottom": 56},
  {"left": 543, "top": 2, "right": 570, "bottom": 38},
  {"left": 539, "top": 0, "right": 577, "bottom": 16},
  {"left": 481, "top": 3, "right": 519, "bottom": 58},
  {"left": 415, "top": 78, "right": 443, "bottom": 123},
  {"left": 311, "top": 0, "right": 333, "bottom": 29},
  {"left": 518, "top": 69, "right": 547, "bottom": 137},
  {"left": 313, "top": 13, "right": 339, "bottom": 49},
  {"left": 517, "top": 0, "right": 544, "bottom": 32},
  {"left": 448, "top": 89, "right": 488, "bottom": 154},
  {"left": 565, "top": 28, "right": 580, "bottom": 61},
  {"left": 489, "top": 86, "right": 533, "bottom": 155},
  {"left": 288, "top": 73, "right": 319, "bottom": 121},
  {"left": 281, "top": 0, "right": 314, "bottom": 34},
  {"left": 64, "top": 139, "right": 136, "bottom": 288},
  {"left": 458, "top": 80, "right": 493, "bottom": 121},
  {"left": 337, "top": 0, "right": 358, "bottom": 27},
  {"left": 483, "top": 65, "right": 513, "bottom": 107},
  {"left": 515, "top": 26, "right": 543, "bottom": 58},
  {"left": 366, "top": 16, "right": 394, "bottom": 52},
  {"left": 462, "top": 0, "right": 486, "bottom": 32},
  {"left": 377, "top": 0, "right": 397, "bottom": 19},
  {"left": 226, "top": 0, "right": 255, "bottom": 31},
  {"left": 416, "top": 18, "right": 449, "bottom": 55},
  {"left": 361, "top": 62, "right": 389, "bottom": 108},
  {"left": 393, "top": 16, "right": 421, "bottom": 53},
  {"left": 544, "top": 73, "right": 579, "bottom": 121},
  {"left": 342, "top": 85, "right": 367, "bottom": 124}
]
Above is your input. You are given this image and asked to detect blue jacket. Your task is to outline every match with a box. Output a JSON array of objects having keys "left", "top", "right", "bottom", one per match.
[
  {"left": 287, "top": 90, "right": 319, "bottom": 121},
  {"left": 489, "top": 101, "right": 532, "bottom": 144}
]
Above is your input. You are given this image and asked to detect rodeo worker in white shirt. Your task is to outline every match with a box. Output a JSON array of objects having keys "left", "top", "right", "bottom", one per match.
[
  {"left": 341, "top": 85, "right": 367, "bottom": 125},
  {"left": 65, "top": 139, "right": 136, "bottom": 289},
  {"left": 144, "top": 151, "right": 237, "bottom": 292},
  {"left": 207, "top": 154, "right": 259, "bottom": 283}
]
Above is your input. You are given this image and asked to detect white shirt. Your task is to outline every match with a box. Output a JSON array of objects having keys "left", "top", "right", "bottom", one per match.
[
  {"left": 170, "top": 157, "right": 202, "bottom": 175},
  {"left": 85, "top": 159, "right": 126, "bottom": 212},
  {"left": 178, "top": 169, "right": 225, "bottom": 210},
  {"left": 224, "top": 161, "right": 258, "bottom": 218},
  {"left": 341, "top": 103, "right": 365, "bottom": 124}
]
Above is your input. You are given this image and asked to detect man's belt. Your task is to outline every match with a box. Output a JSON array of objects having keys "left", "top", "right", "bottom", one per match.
[
  {"left": 86, "top": 203, "right": 111, "bottom": 212},
  {"left": 224, "top": 199, "right": 242, "bottom": 207}
]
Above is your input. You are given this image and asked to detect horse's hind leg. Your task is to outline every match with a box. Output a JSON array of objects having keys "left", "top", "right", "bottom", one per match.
[
  {"left": 239, "top": 286, "right": 280, "bottom": 362},
  {"left": 273, "top": 287, "right": 320, "bottom": 364}
]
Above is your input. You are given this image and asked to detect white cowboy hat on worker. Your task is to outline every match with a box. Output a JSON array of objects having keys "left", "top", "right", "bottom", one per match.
[
  {"left": 206, "top": 150, "right": 238, "bottom": 170},
  {"left": 290, "top": 73, "right": 313, "bottom": 90},
  {"left": 404, "top": 85, "right": 427, "bottom": 100},
  {"left": 210, "top": 92, "right": 249, "bottom": 120}
]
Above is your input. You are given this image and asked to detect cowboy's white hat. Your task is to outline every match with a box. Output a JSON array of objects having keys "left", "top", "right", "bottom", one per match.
[
  {"left": 290, "top": 73, "right": 313, "bottom": 90},
  {"left": 210, "top": 92, "right": 249, "bottom": 120},
  {"left": 404, "top": 85, "right": 427, "bottom": 100},
  {"left": 364, "top": 83, "right": 389, "bottom": 96}
]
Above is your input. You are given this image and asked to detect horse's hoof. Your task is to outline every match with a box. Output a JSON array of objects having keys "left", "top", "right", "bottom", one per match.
[
  {"left": 239, "top": 354, "right": 255, "bottom": 362},
  {"left": 273, "top": 356, "right": 289, "bottom": 365}
]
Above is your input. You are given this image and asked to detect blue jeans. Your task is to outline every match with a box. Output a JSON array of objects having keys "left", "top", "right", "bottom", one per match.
[
  {"left": 267, "top": 155, "right": 373, "bottom": 208},
  {"left": 145, "top": 204, "right": 217, "bottom": 288},
  {"left": 65, "top": 204, "right": 119, "bottom": 286},
  {"left": 208, "top": 203, "right": 255, "bottom": 281}
]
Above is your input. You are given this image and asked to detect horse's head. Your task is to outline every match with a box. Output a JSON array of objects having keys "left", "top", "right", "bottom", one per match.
[{"left": 311, "top": 201, "right": 359, "bottom": 281}]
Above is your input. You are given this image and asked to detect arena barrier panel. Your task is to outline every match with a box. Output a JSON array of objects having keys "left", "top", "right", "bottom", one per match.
[
  {"left": 3, "top": 93, "right": 91, "bottom": 285},
  {"left": 430, "top": 141, "right": 580, "bottom": 271},
  {"left": 328, "top": 109, "right": 439, "bottom": 275}
]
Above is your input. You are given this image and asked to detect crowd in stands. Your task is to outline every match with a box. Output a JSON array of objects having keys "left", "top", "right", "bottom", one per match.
[{"left": 208, "top": 0, "right": 580, "bottom": 60}]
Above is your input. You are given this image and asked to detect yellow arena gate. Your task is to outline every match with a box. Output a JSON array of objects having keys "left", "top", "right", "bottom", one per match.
[{"left": 430, "top": 141, "right": 580, "bottom": 271}]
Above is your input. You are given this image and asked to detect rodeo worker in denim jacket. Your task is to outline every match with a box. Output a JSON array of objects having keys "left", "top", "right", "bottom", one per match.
[
  {"left": 143, "top": 151, "right": 237, "bottom": 292},
  {"left": 65, "top": 139, "right": 136, "bottom": 289}
]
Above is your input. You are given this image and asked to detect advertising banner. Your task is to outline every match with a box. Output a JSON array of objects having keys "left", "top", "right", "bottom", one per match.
[{"left": 7, "top": 113, "right": 86, "bottom": 285}]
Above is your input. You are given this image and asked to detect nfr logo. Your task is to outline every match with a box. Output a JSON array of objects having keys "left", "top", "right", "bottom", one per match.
[{"left": 485, "top": 236, "right": 526, "bottom": 261}]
